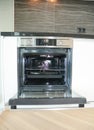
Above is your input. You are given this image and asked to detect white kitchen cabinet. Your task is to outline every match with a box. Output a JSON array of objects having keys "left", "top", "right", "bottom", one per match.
[
  {"left": 3, "top": 37, "right": 18, "bottom": 103},
  {"left": 72, "top": 38, "right": 94, "bottom": 101}
]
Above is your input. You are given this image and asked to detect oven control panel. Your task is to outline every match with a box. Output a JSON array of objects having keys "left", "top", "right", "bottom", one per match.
[{"left": 18, "top": 37, "right": 73, "bottom": 48}]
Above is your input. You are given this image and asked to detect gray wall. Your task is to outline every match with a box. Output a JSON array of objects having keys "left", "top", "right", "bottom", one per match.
[
  {"left": 0, "top": 0, "right": 14, "bottom": 32},
  {"left": 15, "top": 0, "right": 94, "bottom": 35}
]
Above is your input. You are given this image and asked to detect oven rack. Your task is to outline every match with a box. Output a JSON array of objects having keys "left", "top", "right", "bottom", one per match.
[{"left": 25, "top": 74, "right": 64, "bottom": 78}]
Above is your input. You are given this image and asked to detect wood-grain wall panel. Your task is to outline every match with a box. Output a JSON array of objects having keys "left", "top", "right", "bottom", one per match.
[{"left": 15, "top": 0, "right": 94, "bottom": 35}]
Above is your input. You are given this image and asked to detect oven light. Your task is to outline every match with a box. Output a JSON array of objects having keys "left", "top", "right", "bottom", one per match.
[{"left": 47, "top": 55, "right": 50, "bottom": 58}]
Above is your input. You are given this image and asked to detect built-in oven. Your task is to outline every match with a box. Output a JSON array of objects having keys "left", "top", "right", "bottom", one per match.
[
  {"left": 18, "top": 38, "right": 72, "bottom": 98},
  {"left": 9, "top": 35, "right": 86, "bottom": 109}
]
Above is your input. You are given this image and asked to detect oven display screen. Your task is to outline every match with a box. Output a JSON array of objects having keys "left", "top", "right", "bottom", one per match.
[{"left": 36, "top": 39, "right": 56, "bottom": 46}]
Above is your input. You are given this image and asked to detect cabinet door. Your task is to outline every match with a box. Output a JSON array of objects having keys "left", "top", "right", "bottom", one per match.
[{"left": 15, "top": 0, "right": 94, "bottom": 35}]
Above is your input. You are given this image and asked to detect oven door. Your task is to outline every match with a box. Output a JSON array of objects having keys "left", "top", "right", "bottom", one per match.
[{"left": 18, "top": 47, "right": 72, "bottom": 96}]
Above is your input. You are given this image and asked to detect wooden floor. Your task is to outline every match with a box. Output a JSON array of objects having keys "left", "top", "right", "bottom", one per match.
[{"left": 0, "top": 108, "right": 94, "bottom": 130}]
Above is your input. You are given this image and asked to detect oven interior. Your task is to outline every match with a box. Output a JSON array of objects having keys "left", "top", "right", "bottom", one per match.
[{"left": 24, "top": 54, "right": 66, "bottom": 85}]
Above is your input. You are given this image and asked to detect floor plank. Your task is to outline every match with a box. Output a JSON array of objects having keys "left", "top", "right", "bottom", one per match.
[{"left": 0, "top": 108, "right": 94, "bottom": 130}]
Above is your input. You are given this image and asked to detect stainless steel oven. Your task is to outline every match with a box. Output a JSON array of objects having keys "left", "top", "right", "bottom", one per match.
[
  {"left": 18, "top": 38, "right": 72, "bottom": 98},
  {"left": 9, "top": 34, "right": 86, "bottom": 109}
]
